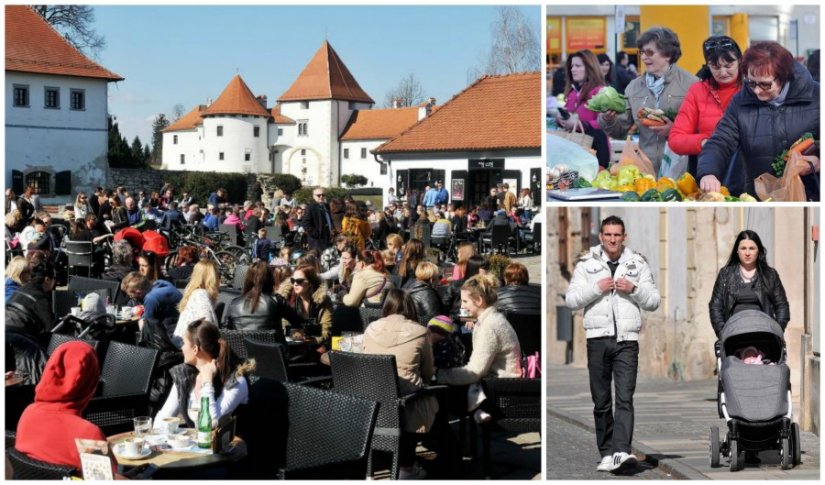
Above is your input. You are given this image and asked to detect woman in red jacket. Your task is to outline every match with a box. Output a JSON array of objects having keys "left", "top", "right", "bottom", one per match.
[
  {"left": 669, "top": 36, "right": 743, "bottom": 190},
  {"left": 554, "top": 49, "right": 611, "bottom": 168}
]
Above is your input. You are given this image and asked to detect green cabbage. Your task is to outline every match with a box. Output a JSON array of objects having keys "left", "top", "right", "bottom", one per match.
[{"left": 585, "top": 86, "right": 627, "bottom": 113}]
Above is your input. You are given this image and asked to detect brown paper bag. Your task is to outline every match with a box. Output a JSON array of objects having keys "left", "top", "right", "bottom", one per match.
[
  {"left": 610, "top": 136, "right": 656, "bottom": 176},
  {"left": 554, "top": 119, "right": 594, "bottom": 152},
  {"left": 754, "top": 151, "right": 815, "bottom": 201}
]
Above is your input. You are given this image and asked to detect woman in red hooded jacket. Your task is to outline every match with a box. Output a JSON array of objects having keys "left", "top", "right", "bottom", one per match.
[
  {"left": 15, "top": 341, "right": 115, "bottom": 473},
  {"left": 669, "top": 36, "right": 743, "bottom": 187}
]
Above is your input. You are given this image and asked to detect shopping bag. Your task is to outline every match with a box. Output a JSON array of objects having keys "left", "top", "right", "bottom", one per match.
[
  {"left": 521, "top": 352, "right": 542, "bottom": 379},
  {"left": 553, "top": 119, "right": 594, "bottom": 152},
  {"left": 658, "top": 142, "right": 689, "bottom": 180},
  {"left": 610, "top": 136, "right": 655, "bottom": 177},
  {"left": 754, "top": 151, "right": 814, "bottom": 201}
]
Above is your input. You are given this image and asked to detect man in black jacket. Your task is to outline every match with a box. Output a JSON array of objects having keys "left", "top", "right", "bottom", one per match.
[{"left": 301, "top": 187, "right": 334, "bottom": 251}]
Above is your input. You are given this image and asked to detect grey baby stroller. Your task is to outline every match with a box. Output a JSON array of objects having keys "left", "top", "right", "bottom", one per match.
[{"left": 709, "top": 309, "right": 801, "bottom": 471}]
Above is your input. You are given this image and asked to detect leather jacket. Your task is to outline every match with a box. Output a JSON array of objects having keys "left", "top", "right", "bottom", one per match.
[
  {"left": 403, "top": 279, "right": 444, "bottom": 325},
  {"left": 709, "top": 265, "right": 790, "bottom": 336},
  {"left": 222, "top": 293, "right": 299, "bottom": 338},
  {"left": 496, "top": 284, "right": 541, "bottom": 315}
]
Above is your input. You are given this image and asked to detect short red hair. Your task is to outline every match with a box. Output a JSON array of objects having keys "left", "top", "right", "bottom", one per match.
[{"left": 742, "top": 41, "right": 795, "bottom": 85}]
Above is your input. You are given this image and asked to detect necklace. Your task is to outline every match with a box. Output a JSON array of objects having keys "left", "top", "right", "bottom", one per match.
[{"left": 739, "top": 266, "right": 756, "bottom": 283}]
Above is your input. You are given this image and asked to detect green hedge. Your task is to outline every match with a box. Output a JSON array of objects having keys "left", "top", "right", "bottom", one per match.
[{"left": 164, "top": 172, "right": 249, "bottom": 205}]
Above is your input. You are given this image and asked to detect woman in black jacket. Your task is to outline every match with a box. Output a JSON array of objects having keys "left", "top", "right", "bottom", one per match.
[
  {"left": 495, "top": 262, "right": 541, "bottom": 314},
  {"left": 402, "top": 261, "right": 444, "bottom": 325},
  {"left": 222, "top": 261, "right": 301, "bottom": 336},
  {"left": 709, "top": 230, "right": 790, "bottom": 337},
  {"left": 698, "top": 41, "right": 820, "bottom": 200}
]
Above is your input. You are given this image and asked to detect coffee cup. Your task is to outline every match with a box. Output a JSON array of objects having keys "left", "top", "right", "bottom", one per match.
[
  {"left": 121, "top": 306, "right": 133, "bottom": 319},
  {"left": 122, "top": 437, "right": 144, "bottom": 456},
  {"left": 168, "top": 433, "right": 190, "bottom": 449},
  {"left": 159, "top": 416, "right": 179, "bottom": 434}
]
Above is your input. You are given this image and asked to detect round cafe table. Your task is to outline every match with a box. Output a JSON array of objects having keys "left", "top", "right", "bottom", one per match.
[{"left": 107, "top": 430, "right": 246, "bottom": 472}]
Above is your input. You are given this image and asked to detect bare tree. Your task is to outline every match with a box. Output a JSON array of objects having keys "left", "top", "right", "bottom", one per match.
[
  {"left": 172, "top": 104, "right": 186, "bottom": 122},
  {"left": 31, "top": 5, "right": 106, "bottom": 58},
  {"left": 383, "top": 73, "right": 426, "bottom": 108},
  {"left": 481, "top": 6, "right": 540, "bottom": 75}
]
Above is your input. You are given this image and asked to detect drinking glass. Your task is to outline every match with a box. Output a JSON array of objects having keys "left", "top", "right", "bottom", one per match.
[{"left": 133, "top": 416, "right": 152, "bottom": 437}]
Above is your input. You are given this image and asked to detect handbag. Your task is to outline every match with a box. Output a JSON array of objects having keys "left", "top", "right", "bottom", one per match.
[
  {"left": 554, "top": 119, "right": 594, "bottom": 152},
  {"left": 521, "top": 351, "right": 541, "bottom": 379}
]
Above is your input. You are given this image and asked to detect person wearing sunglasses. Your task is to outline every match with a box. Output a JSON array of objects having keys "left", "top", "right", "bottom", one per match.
[
  {"left": 222, "top": 261, "right": 302, "bottom": 336},
  {"left": 278, "top": 264, "right": 333, "bottom": 347},
  {"left": 698, "top": 41, "right": 820, "bottom": 200},
  {"left": 302, "top": 187, "right": 335, "bottom": 252},
  {"left": 668, "top": 36, "right": 746, "bottom": 193},
  {"left": 599, "top": 26, "right": 698, "bottom": 172}
]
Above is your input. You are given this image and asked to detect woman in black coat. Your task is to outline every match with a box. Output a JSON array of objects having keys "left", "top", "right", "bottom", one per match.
[
  {"left": 222, "top": 261, "right": 301, "bottom": 335},
  {"left": 402, "top": 261, "right": 444, "bottom": 325},
  {"left": 708, "top": 230, "right": 790, "bottom": 337},
  {"left": 698, "top": 41, "right": 820, "bottom": 200}
]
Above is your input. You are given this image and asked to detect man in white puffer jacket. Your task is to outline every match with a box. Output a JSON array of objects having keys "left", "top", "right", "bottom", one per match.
[{"left": 565, "top": 215, "right": 660, "bottom": 474}]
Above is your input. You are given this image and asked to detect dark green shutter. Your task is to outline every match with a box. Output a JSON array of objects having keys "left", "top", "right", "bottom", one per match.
[
  {"left": 55, "top": 171, "right": 72, "bottom": 195},
  {"left": 11, "top": 170, "right": 24, "bottom": 194}
]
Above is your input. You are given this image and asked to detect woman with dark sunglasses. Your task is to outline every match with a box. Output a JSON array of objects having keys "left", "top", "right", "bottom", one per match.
[
  {"left": 598, "top": 26, "right": 698, "bottom": 172},
  {"left": 278, "top": 264, "right": 333, "bottom": 347},
  {"left": 669, "top": 36, "right": 745, "bottom": 190},
  {"left": 698, "top": 41, "right": 820, "bottom": 200},
  {"left": 222, "top": 261, "right": 302, "bottom": 336}
]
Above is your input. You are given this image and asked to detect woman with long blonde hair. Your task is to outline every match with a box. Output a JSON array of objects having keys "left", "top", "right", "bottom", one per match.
[
  {"left": 452, "top": 241, "right": 476, "bottom": 281},
  {"left": 172, "top": 260, "right": 220, "bottom": 348}
]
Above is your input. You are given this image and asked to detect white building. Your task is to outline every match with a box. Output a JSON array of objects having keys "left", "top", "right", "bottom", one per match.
[
  {"left": 5, "top": 5, "right": 123, "bottom": 203},
  {"left": 374, "top": 72, "right": 542, "bottom": 208},
  {"left": 163, "top": 41, "right": 417, "bottom": 189}
]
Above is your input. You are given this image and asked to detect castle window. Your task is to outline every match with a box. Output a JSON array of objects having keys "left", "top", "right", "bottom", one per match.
[
  {"left": 298, "top": 121, "right": 308, "bottom": 136},
  {"left": 253, "top": 126, "right": 260, "bottom": 137},
  {"left": 343, "top": 148, "right": 349, "bottom": 159},
  {"left": 301, "top": 101, "right": 309, "bottom": 109},
  {"left": 180, "top": 154, "right": 185, "bottom": 165},
  {"left": 13, "top": 85, "right": 29, "bottom": 107},
  {"left": 300, "top": 149, "right": 306, "bottom": 156},
  {"left": 173, "top": 135, "right": 178, "bottom": 144},
  {"left": 245, "top": 153, "right": 251, "bottom": 162},
  {"left": 219, "top": 152, "right": 224, "bottom": 160},
  {"left": 361, "top": 148, "right": 367, "bottom": 159},
  {"left": 44, "top": 87, "right": 60, "bottom": 109},
  {"left": 217, "top": 125, "right": 223, "bottom": 137},
  {"left": 277, "top": 128, "right": 283, "bottom": 136},
  {"left": 380, "top": 163, "right": 387, "bottom": 175},
  {"left": 70, "top": 89, "right": 85, "bottom": 110},
  {"left": 25, "top": 171, "right": 50, "bottom": 195}
]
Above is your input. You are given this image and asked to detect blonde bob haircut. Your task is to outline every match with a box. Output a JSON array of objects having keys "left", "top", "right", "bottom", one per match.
[
  {"left": 179, "top": 260, "right": 220, "bottom": 313},
  {"left": 461, "top": 273, "right": 499, "bottom": 305},
  {"left": 5, "top": 256, "right": 31, "bottom": 285},
  {"left": 415, "top": 261, "right": 440, "bottom": 282}
]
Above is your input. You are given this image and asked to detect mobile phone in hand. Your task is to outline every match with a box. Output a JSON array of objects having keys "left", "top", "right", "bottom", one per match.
[{"left": 558, "top": 107, "right": 571, "bottom": 120}]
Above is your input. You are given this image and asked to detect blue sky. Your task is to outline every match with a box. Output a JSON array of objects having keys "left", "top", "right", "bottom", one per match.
[{"left": 92, "top": 5, "right": 540, "bottom": 146}]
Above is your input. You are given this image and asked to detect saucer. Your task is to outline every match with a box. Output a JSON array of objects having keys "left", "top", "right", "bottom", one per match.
[
  {"left": 114, "top": 443, "right": 151, "bottom": 460},
  {"left": 167, "top": 439, "right": 196, "bottom": 451}
]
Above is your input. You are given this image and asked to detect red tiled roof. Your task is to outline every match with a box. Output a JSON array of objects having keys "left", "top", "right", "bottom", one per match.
[
  {"left": 163, "top": 105, "right": 206, "bottom": 133},
  {"left": 270, "top": 104, "right": 296, "bottom": 125},
  {"left": 340, "top": 107, "right": 421, "bottom": 141},
  {"left": 5, "top": 6, "right": 123, "bottom": 81},
  {"left": 202, "top": 75, "right": 271, "bottom": 118},
  {"left": 375, "top": 72, "right": 541, "bottom": 154},
  {"left": 278, "top": 41, "right": 374, "bottom": 104}
]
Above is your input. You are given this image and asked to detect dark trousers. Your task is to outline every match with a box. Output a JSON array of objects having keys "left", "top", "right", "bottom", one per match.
[{"left": 586, "top": 337, "right": 639, "bottom": 456}]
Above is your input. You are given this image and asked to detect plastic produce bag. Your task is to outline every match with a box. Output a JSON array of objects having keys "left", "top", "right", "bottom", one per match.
[
  {"left": 658, "top": 142, "right": 689, "bottom": 180},
  {"left": 611, "top": 136, "right": 655, "bottom": 177},
  {"left": 547, "top": 133, "right": 599, "bottom": 182},
  {"left": 755, "top": 151, "right": 815, "bottom": 201}
]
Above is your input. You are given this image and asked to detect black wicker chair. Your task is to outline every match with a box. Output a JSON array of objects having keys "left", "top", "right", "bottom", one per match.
[
  {"left": 358, "top": 306, "right": 384, "bottom": 329},
  {"left": 83, "top": 341, "right": 159, "bottom": 436},
  {"left": 221, "top": 329, "right": 283, "bottom": 360},
  {"left": 232, "top": 264, "right": 250, "bottom": 290},
  {"left": 68, "top": 276, "right": 121, "bottom": 304},
  {"left": 64, "top": 241, "right": 93, "bottom": 277},
  {"left": 329, "top": 351, "right": 444, "bottom": 479},
  {"left": 5, "top": 430, "right": 16, "bottom": 450},
  {"left": 45, "top": 333, "right": 100, "bottom": 357},
  {"left": 6, "top": 448, "right": 77, "bottom": 480},
  {"left": 244, "top": 339, "right": 289, "bottom": 382},
  {"left": 504, "top": 311, "right": 542, "bottom": 357},
  {"left": 479, "top": 377, "right": 541, "bottom": 478},
  {"left": 331, "top": 305, "right": 367, "bottom": 335}
]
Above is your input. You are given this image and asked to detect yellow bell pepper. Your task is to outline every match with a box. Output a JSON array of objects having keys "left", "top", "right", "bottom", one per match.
[
  {"left": 634, "top": 177, "right": 657, "bottom": 196},
  {"left": 656, "top": 177, "right": 677, "bottom": 192},
  {"left": 720, "top": 186, "right": 730, "bottom": 196},
  {"left": 677, "top": 172, "right": 700, "bottom": 196}
]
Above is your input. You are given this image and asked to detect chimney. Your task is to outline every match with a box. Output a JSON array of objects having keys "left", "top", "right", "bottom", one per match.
[
  {"left": 206, "top": 97, "right": 213, "bottom": 107},
  {"left": 392, "top": 97, "right": 402, "bottom": 109},
  {"left": 256, "top": 95, "right": 268, "bottom": 109},
  {"left": 418, "top": 97, "right": 436, "bottom": 120}
]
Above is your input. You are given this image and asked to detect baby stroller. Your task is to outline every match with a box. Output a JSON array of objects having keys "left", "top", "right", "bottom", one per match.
[{"left": 709, "top": 309, "right": 801, "bottom": 471}]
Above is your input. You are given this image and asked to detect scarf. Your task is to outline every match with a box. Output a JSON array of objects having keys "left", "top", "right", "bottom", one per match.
[
  {"left": 645, "top": 65, "right": 671, "bottom": 107},
  {"left": 768, "top": 81, "right": 791, "bottom": 107}
]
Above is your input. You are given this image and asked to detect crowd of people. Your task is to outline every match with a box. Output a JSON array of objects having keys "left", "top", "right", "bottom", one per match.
[
  {"left": 4, "top": 178, "right": 542, "bottom": 478},
  {"left": 549, "top": 26, "right": 820, "bottom": 200}
]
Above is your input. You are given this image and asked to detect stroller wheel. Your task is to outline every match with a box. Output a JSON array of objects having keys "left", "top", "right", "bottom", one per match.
[
  {"left": 780, "top": 436, "right": 792, "bottom": 470},
  {"left": 709, "top": 426, "right": 721, "bottom": 468},
  {"left": 791, "top": 422, "right": 802, "bottom": 466},
  {"left": 729, "top": 438, "right": 740, "bottom": 472},
  {"left": 717, "top": 381, "right": 724, "bottom": 418}
]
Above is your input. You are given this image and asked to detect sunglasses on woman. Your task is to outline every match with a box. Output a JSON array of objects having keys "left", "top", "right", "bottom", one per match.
[
  {"left": 290, "top": 278, "right": 307, "bottom": 285},
  {"left": 703, "top": 39, "right": 735, "bottom": 56},
  {"left": 745, "top": 78, "right": 775, "bottom": 91}
]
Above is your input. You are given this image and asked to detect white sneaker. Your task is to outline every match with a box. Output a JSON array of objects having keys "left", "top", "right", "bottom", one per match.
[
  {"left": 596, "top": 455, "right": 613, "bottom": 472},
  {"left": 609, "top": 452, "right": 638, "bottom": 474},
  {"left": 399, "top": 463, "right": 427, "bottom": 480}
]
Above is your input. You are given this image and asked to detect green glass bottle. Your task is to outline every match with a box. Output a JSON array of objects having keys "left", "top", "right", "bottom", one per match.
[{"left": 197, "top": 395, "right": 212, "bottom": 449}]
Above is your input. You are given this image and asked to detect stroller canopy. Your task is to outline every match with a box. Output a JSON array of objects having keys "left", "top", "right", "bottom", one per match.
[{"left": 720, "top": 310, "right": 785, "bottom": 363}]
